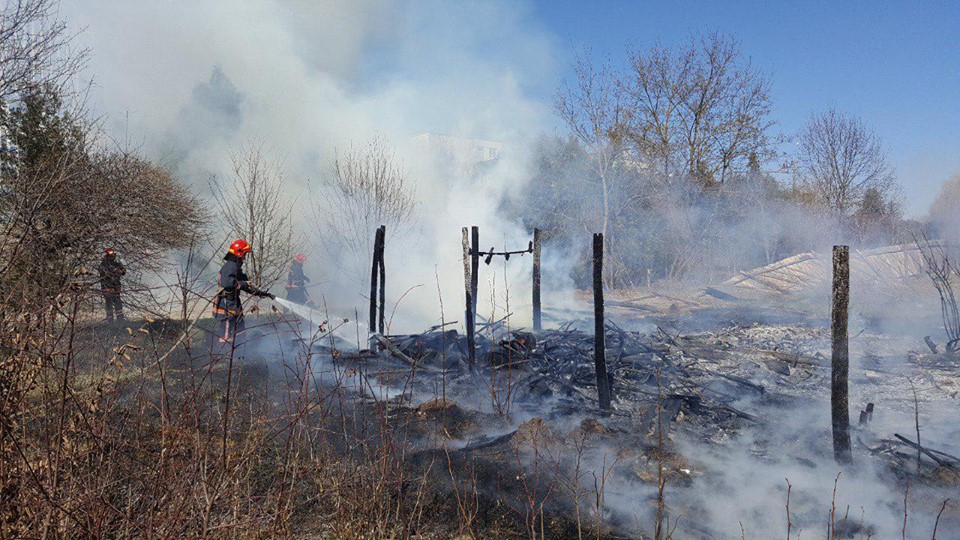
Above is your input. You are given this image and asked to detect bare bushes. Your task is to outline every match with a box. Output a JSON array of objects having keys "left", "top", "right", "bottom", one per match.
[
  {"left": 0, "top": 87, "right": 205, "bottom": 309},
  {"left": 315, "top": 135, "right": 418, "bottom": 279},
  {"left": 916, "top": 235, "right": 960, "bottom": 353},
  {"left": 0, "top": 95, "right": 214, "bottom": 538},
  {"left": 0, "top": 286, "right": 441, "bottom": 538}
]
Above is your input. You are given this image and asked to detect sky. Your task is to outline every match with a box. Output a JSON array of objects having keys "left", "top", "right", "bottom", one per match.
[
  {"left": 531, "top": 0, "right": 960, "bottom": 217},
  {"left": 64, "top": 0, "right": 959, "bottom": 220}
]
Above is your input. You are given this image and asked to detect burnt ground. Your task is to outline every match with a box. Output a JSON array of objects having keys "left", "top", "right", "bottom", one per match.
[
  {"left": 242, "top": 303, "right": 960, "bottom": 539},
  {"left": 76, "top": 307, "right": 960, "bottom": 538}
]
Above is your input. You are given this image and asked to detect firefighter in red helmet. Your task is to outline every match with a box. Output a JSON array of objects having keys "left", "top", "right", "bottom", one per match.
[
  {"left": 285, "top": 253, "right": 310, "bottom": 305},
  {"left": 213, "top": 239, "right": 274, "bottom": 344},
  {"left": 98, "top": 248, "right": 126, "bottom": 321}
]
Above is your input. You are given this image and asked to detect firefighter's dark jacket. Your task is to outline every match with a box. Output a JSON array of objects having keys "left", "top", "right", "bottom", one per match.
[
  {"left": 286, "top": 262, "right": 309, "bottom": 290},
  {"left": 98, "top": 256, "right": 126, "bottom": 292},
  {"left": 214, "top": 253, "right": 266, "bottom": 317}
]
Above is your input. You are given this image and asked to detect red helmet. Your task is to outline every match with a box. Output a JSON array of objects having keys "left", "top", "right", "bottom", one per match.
[
  {"left": 104, "top": 248, "right": 115, "bottom": 256},
  {"left": 228, "top": 239, "right": 252, "bottom": 258},
  {"left": 294, "top": 253, "right": 307, "bottom": 263}
]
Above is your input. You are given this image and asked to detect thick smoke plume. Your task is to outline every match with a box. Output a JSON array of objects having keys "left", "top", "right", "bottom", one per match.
[{"left": 66, "top": 0, "right": 560, "bottom": 331}]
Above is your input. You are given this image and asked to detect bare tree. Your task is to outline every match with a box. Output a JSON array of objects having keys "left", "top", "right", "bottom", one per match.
[
  {"left": 0, "top": 0, "right": 88, "bottom": 101},
  {"left": 314, "top": 135, "right": 417, "bottom": 279},
  {"left": 623, "top": 33, "right": 776, "bottom": 185},
  {"left": 556, "top": 50, "right": 629, "bottom": 286},
  {"left": 213, "top": 144, "right": 294, "bottom": 288},
  {"left": 796, "top": 109, "right": 895, "bottom": 218},
  {"left": 916, "top": 234, "right": 960, "bottom": 353},
  {"left": 555, "top": 37, "right": 777, "bottom": 287}
]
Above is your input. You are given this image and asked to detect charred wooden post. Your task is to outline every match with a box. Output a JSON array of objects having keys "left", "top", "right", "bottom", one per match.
[
  {"left": 377, "top": 225, "right": 386, "bottom": 335},
  {"left": 471, "top": 226, "right": 479, "bottom": 316},
  {"left": 593, "top": 233, "right": 612, "bottom": 411},
  {"left": 462, "top": 227, "right": 472, "bottom": 345},
  {"left": 532, "top": 227, "right": 542, "bottom": 331},
  {"left": 463, "top": 226, "right": 479, "bottom": 369},
  {"left": 831, "top": 245, "right": 852, "bottom": 464},
  {"left": 369, "top": 226, "right": 384, "bottom": 334}
]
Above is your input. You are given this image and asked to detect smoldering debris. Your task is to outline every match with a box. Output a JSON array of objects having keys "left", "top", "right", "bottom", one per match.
[
  {"left": 350, "top": 321, "right": 824, "bottom": 435},
  {"left": 294, "top": 318, "right": 960, "bottom": 538}
]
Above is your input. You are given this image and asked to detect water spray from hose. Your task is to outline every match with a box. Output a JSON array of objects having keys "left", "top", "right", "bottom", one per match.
[{"left": 272, "top": 297, "right": 370, "bottom": 348}]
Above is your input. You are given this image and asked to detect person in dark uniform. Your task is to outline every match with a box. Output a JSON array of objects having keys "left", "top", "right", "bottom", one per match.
[
  {"left": 213, "top": 239, "right": 274, "bottom": 345},
  {"left": 98, "top": 248, "right": 126, "bottom": 321},
  {"left": 285, "top": 253, "right": 310, "bottom": 305}
]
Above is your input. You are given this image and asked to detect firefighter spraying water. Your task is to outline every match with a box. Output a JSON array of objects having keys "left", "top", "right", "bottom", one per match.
[{"left": 212, "top": 239, "right": 275, "bottom": 345}]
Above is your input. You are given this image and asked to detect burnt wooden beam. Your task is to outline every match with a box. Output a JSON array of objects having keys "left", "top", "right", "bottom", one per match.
[
  {"left": 533, "top": 227, "right": 542, "bottom": 332},
  {"left": 593, "top": 233, "right": 611, "bottom": 411},
  {"left": 471, "top": 226, "right": 479, "bottom": 319},
  {"left": 369, "top": 226, "right": 383, "bottom": 335},
  {"left": 462, "top": 228, "right": 471, "bottom": 336},
  {"left": 462, "top": 227, "right": 473, "bottom": 368},
  {"left": 377, "top": 225, "right": 386, "bottom": 335},
  {"left": 832, "top": 245, "right": 852, "bottom": 464},
  {"left": 463, "top": 226, "right": 479, "bottom": 369},
  {"left": 893, "top": 434, "right": 958, "bottom": 468}
]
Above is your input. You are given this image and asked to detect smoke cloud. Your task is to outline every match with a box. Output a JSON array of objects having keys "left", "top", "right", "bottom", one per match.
[{"left": 65, "top": 0, "right": 564, "bottom": 329}]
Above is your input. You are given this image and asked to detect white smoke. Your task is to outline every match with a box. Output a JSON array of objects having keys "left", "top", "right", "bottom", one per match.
[{"left": 65, "top": 0, "right": 563, "bottom": 331}]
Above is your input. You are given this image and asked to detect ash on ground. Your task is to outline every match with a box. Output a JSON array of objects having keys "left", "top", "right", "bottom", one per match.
[{"left": 279, "top": 310, "right": 960, "bottom": 539}]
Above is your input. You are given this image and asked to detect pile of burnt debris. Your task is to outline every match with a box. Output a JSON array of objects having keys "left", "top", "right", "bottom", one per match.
[
  {"left": 336, "top": 320, "right": 831, "bottom": 444},
  {"left": 331, "top": 319, "right": 960, "bottom": 478},
  {"left": 320, "top": 319, "right": 960, "bottom": 537}
]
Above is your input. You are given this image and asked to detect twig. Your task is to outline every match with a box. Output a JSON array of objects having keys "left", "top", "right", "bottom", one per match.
[
  {"left": 932, "top": 498, "right": 949, "bottom": 540},
  {"left": 910, "top": 379, "right": 922, "bottom": 472},
  {"left": 784, "top": 478, "right": 792, "bottom": 540},
  {"left": 902, "top": 481, "right": 910, "bottom": 540}
]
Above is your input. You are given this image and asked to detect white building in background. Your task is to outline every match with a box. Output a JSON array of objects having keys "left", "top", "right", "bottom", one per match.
[{"left": 412, "top": 133, "right": 502, "bottom": 165}]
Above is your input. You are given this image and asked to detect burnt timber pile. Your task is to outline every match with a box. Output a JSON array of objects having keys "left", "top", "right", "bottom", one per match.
[
  {"left": 365, "top": 322, "right": 818, "bottom": 434},
  {"left": 320, "top": 317, "right": 960, "bottom": 537}
]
